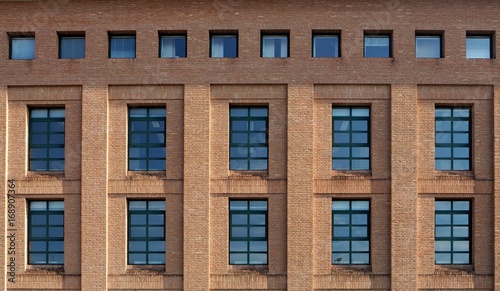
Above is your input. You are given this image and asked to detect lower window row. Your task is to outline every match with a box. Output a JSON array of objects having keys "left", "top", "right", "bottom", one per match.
[{"left": 28, "top": 199, "right": 471, "bottom": 266}]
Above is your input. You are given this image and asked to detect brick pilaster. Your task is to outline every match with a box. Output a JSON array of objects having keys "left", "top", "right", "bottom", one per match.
[
  {"left": 287, "top": 84, "right": 314, "bottom": 290},
  {"left": 391, "top": 85, "right": 418, "bottom": 290},
  {"left": 183, "top": 84, "right": 211, "bottom": 290},
  {"left": 80, "top": 84, "right": 108, "bottom": 290}
]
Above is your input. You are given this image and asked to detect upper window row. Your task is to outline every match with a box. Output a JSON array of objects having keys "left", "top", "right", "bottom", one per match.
[{"left": 8, "top": 31, "right": 494, "bottom": 60}]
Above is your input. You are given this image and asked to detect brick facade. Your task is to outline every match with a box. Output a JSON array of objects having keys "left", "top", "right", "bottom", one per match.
[{"left": 0, "top": 1, "right": 499, "bottom": 290}]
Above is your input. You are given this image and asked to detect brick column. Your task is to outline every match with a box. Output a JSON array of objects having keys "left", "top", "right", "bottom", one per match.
[
  {"left": 0, "top": 86, "right": 7, "bottom": 290},
  {"left": 183, "top": 84, "right": 211, "bottom": 290},
  {"left": 80, "top": 84, "right": 108, "bottom": 290},
  {"left": 287, "top": 84, "right": 314, "bottom": 290},
  {"left": 494, "top": 85, "right": 500, "bottom": 290},
  {"left": 391, "top": 85, "right": 418, "bottom": 290}
]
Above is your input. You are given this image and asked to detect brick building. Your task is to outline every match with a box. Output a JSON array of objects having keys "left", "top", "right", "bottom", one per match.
[{"left": 0, "top": 0, "right": 499, "bottom": 290}]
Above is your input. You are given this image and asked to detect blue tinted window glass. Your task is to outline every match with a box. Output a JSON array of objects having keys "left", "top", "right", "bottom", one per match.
[
  {"left": 59, "top": 36, "right": 85, "bottom": 59},
  {"left": 110, "top": 35, "right": 136, "bottom": 58},
  {"left": 416, "top": 36, "right": 441, "bottom": 58},
  {"left": 466, "top": 36, "right": 491, "bottom": 59},
  {"left": 364, "top": 35, "right": 390, "bottom": 58},
  {"left": 160, "top": 35, "right": 187, "bottom": 58},
  {"left": 313, "top": 35, "right": 339, "bottom": 57},
  {"left": 11, "top": 37, "right": 35, "bottom": 60}
]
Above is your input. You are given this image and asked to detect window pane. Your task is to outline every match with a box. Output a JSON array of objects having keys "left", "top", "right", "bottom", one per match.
[
  {"left": 416, "top": 36, "right": 441, "bottom": 58},
  {"left": 160, "top": 36, "right": 186, "bottom": 58},
  {"left": 262, "top": 35, "right": 288, "bottom": 58},
  {"left": 313, "top": 35, "right": 339, "bottom": 57},
  {"left": 11, "top": 37, "right": 35, "bottom": 60},
  {"left": 466, "top": 36, "right": 491, "bottom": 59},
  {"left": 110, "top": 36, "right": 136, "bottom": 58},
  {"left": 60, "top": 36, "right": 85, "bottom": 59},
  {"left": 211, "top": 35, "right": 237, "bottom": 58},
  {"left": 364, "top": 35, "right": 390, "bottom": 58}
]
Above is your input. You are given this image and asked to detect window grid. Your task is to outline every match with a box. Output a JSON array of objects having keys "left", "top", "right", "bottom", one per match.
[
  {"left": 332, "top": 200, "right": 370, "bottom": 265},
  {"left": 128, "top": 107, "right": 166, "bottom": 171},
  {"left": 128, "top": 200, "right": 166, "bottom": 265},
  {"left": 435, "top": 200, "right": 471, "bottom": 265},
  {"left": 28, "top": 201, "right": 64, "bottom": 265},
  {"left": 229, "top": 200, "right": 268, "bottom": 265},
  {"left": 435, "top": 107, "right": 471, "bottom": 171},
  {"left": 229, "top": 107, "right": 268, "bottom": 171},
  {"left": 29, "top": 108, "right": 65, "bottom": 171},
  {"left": 332, "top": 107, "right": 370, "bottom": 170}
]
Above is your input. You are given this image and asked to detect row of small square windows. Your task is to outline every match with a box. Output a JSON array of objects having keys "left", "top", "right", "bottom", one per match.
[
  {"left": 29, "top": 105, "right": 471, "bottom": 172},
  {"left": 28, "top": 199, "right": 471, "bottom": 266},
  {"left": 8, "top": 31, "right": 494, "bottom": 60}
]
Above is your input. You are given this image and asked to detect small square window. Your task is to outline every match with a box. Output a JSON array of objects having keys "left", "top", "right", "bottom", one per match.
[
  {"left": 364, "top": 34, "right": 391, "bottom": 58},
  {"left": 10, "top": 36, "right": 35, "bottom": 60},
  {"left": 59, "top": 35, "right": 85, "bottom": 59},
  {"left": 416, "top": 35, "right": 442, "bottom": 58},
  {"left": 211, "top": 34, "right": 237, "bottom": 58},
  {"left": 159, "top": 35, "right": 186, "bottom": 58},
  {"left": 313, "top": 34, "right": 340, "bottom": 58},
  {"left": 262, "top": 34, "right": 288, "bottom": 58},
  {"left": 109, "top": 34, "right": 136, "bottom": 58},
  {"left": 466, "top": 35, "right": 492, "bottom": 59}
]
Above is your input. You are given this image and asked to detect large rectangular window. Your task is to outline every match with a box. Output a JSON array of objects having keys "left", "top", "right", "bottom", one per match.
[
  {"left": 109, "top": 34, "right": 136, "bottom": 58},
  {"left": 416, "top": 35, "right": 442, "bottom": 58},
  {"left": 435, "top": 107, "right": 471, "bottom": 171},
  {"left": 28, "top": 201, "right": 64, "bottom": 265},
  {"left": 128, "top": 200, "right": 166, "bottom": 265},
  {"left": 332, "top": 107, "right": 370, "bottom": 170},
  {"left": 10, "top": 36, "right": 35, "bottom": 60},
  {"left": 332, "top": 200, "right": 370, "bottom": 265},
  {"left": 229, "top": 107, "right": 268, "bottom": 171},
  {"left": 128, "top": 107, "right": 166, "bottom": 171},
  {"left": 364, "top": 34, "right": 391, "bottom": 58},
  {"left": 159, "top": 35, "right": 187, "bottom": 58},
  {"left": 229, "top": 200, "right": 268, "bottom": 265},
  {"left": 313, "top": 34, "right": 340, "bottom": 58},
  {"left": 59, "top": 35, "right": 85, "bottom": 59},
  {"left": 211, "top": 34, "right": 237, "bottom": 58},
  {"left": 435, "top": 200, "right": 471, "bottom": 265},
  {"left": 466, "top": 35, "right": 492, "bottom": 59},
  {"left": 29, "top": 108, "right": 65, "bottom": 171},
  {"left": 262, "top": 34, "right": 288, "bottom": 58}
]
